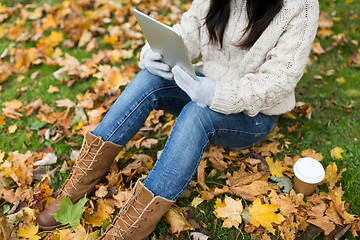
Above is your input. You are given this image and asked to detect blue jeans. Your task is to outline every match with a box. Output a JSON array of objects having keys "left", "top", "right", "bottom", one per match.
[{"left": 93, "top": 70, "right": 277, "bottom": 200}]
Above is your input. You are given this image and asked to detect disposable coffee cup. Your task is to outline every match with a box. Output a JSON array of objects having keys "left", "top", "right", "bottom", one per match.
[{"left": 293, "top": 157, "right": 325, "bottom": 196}]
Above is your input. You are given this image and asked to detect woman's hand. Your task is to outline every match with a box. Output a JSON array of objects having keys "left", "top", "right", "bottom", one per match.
[
  {"left": 139, "top": 49, "right": 174, "bottom": 80},
  {"left": 172, "top": 65, "right": 216, "bottom": 108}
]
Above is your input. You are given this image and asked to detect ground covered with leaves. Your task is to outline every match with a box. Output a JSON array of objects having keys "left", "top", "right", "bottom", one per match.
[{"left": 0, "top": 0, "right": 360, "bottom": 239}]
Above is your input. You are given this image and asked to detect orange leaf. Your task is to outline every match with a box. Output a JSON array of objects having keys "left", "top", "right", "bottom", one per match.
[{"left": 307, "top": 216, "right": 335, "bottom": 235}]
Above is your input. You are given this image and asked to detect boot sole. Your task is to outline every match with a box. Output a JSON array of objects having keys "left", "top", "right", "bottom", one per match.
[{"left": 38, "top": 223, "right": 64, "bottom": 232}]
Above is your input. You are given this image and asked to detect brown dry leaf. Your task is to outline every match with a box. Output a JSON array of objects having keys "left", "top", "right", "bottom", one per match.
[
  {"left": 317, "top": 28, "right": 333, "bottom": 38},
  {"left": 325, "top": 201, "right": 343, "bottom": 225},
  {"left": 198, "top": 190, "right": 215, "bottom": 201},
  {"left": 307, "top": 200, "right": 327, "bottom": 219},
  {"left": 78, "top": 29, "right": 92, "bottom": 47},
  {"left": 47, "top": 85, "right": 59, "bottom": 93},
  {"left": 227, "top": 170, "right": 264, "bottom": 187},
  {"left": 312, "top": 41, "right": 325, "bottom": 55},
  {"left": 202, "top": 145, "right": 228, "bottom": 172},
  {"left": 164, "top": 206, "right": 194, "bottom": 237},
  {"left": 0, "top": 61, "right": 11, "bottom": 84},
  {"left": 197, "top": 160, "right": 210, "bottom": 191},
  {"left": 283, "top": 155, "right": 295, "bottom": 167},
  {"left": 322, "top": 162, "right": 346, "bottom": 190},
  {"left": 278, "top": 222, "right": 296, "bottom": 240},
  {"left": 24, "top": 99, "right": 43, "bottom": 116},
  {"left": 328, "top": 186, "right": 356, "bottom": 224},
  {"left": 249, "top": 198, "right": 285, "bottom": 234},
  {"left": 2, "top": 99, "right": 23, "bottom": 110},
  {"left": 269, "top": 190, "right": 297, "bottom": 218},
  {"left": 289, "top": 189, "right": 306, "bottom": 206},
  {"left": 112, "top": 189, "right": 131, "bottom": 209},
  {"left": 121, "top": 154, "right": 153, "bottom": 177},
  {"left": 307, "top": 216, "right": 335, "bottom": 235},
  {"left": 0, "top": 217, "right": 12, "bottom": 240},
  {"left": 85, "top": 199, "right": 114, "bottom": 227},
  {"left": 231, "top": 180, "right": 270, "bottom": 201},
  {"left": 55, "top": 99, "right": 76, "bottom": 109},
  {"left": 252, "top": 141, "right": 282, "bottom": 156},
  {"left": 87, "top": 107, "right": 107, "bottom": 125},
  {"left": 95, "top": 185, "right": 108, "bottom": 198},
  {"left": 301, "top": 149, "right": 323, "bottom": 161},
  {"left": 213, "top": 195, "right": 243, "bottom": 229},
  {"left": 211, "top": 186, "right": 230, "bottom": 196},
  {"left": 348, "top": 49, "right": 360, "bottom": 67},
  {"left": 318, "top": 12, "right": 334, "bottom": 28},
  {"left": 57, "top": 223, "right": 98, "bottom": 240},
  {"left": 140, "top": 138, "right": 158, "bottom": 149}
]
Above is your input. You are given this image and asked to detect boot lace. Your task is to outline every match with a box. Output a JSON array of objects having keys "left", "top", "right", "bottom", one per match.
[
  {"left": 60, "top": 135, "right": 102, "bottom": 197},
  {"left": 103, "top": 184, "right": 152, "bottom": 239}
]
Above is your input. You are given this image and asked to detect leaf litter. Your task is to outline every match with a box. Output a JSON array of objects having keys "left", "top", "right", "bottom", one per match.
[{"left": 0, "top": 0, "right": 359, "bottom": 239}]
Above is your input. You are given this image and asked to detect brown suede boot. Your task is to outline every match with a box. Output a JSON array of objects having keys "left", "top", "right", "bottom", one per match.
[
  {"left": 37, "top": 132, "right": 122, "bottom": 231},
  {"left": 99, "top": 179, "right": 174, "bottom": 240}
]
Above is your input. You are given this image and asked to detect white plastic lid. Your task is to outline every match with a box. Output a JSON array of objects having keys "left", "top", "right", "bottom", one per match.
[{"left": 293, "top": 157, "right": 325, "bottom": 184}]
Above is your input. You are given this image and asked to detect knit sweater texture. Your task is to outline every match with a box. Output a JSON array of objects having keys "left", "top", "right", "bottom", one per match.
[{"left": 140, "top": 0, "right": 319, "bottom": 116}]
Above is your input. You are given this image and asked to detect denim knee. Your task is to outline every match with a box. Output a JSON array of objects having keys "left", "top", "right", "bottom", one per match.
[
  {"left": 129, "top": 69, "right": 169, "bottom": 90},
  {"left": 178, "top": 102, "right": 215, "bottom": 140}
]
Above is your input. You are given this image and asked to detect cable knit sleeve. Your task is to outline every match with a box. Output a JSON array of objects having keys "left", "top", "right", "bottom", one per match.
[{"left": 210, "top": 0, "right": 319, "bottom": 116}]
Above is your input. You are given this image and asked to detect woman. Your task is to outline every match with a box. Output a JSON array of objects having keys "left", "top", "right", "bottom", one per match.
[{"left": 37, "top": 0, "right": 319, "bottom": 239}]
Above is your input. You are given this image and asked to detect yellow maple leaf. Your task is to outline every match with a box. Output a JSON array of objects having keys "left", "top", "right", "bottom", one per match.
[
  {"left": 249, "top": 198, "right": 285, "bottom": 234},
  {"left": 330, "top": 147, "right": 344, "bottom": 160},
  {"left": 0, "top": 3, "right": 5, "bottom": 14},
  {"left": 84, "top": 199, "right": 114, "bottom": 227},
  {"left": 0, "top": 115, "right": 5, "bottom": 127},
  {"left": 0, "top": 150, "right": 4, "bottom": 163},
  {"left": 0, "top": 25, "right": 7, "bottom": 38},
  {"left": 265, "top": 157, "right": 288, "bottom": 177},
  {"left": 17, "top": 222, "right": 40, "bottom": 240},
  {"left": 336, "top": 77, "right": 346, "bottom": 85},
  {"left": 8, "top": 124, "right": 17, "bottom": 133},
  {"left": 28, "top": 7, "right": 43, "bottom": 20},
  {"left": 322, "top": 162, "right": 346, "bottom": 190},
  {"left": 103, "top": 35, "right": 119, "bottom": 46},
  {"left": 213, "top": 195, "right": 243, "bottom": 229},
  {"left": 191, "top": 196, "right": 204, "bottom": 208}
]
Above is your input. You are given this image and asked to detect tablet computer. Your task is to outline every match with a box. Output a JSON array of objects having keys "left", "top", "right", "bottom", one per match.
[{"left": 133, "top": 9, "right": 197, "bottom": 79}]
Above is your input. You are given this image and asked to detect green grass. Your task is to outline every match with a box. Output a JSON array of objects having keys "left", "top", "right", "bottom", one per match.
[{"left": 1, "top": 0, "right": 360, "bottom": 239}]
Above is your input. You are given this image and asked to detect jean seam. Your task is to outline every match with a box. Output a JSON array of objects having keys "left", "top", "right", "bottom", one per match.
[
  {"left": 215, "top": 129, "right": 269, "bottom": 136},
  {"left": 104, "top": 85, "right": 179, "bottom": 141}
]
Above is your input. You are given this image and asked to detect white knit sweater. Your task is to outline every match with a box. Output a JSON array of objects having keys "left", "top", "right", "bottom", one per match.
[{"left": 140, "top": 0, "right": 319, "bottom": 116}]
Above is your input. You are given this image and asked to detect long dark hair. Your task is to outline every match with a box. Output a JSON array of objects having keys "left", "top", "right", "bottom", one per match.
[{"left": 205, "top": 0, "right": 283, "bottom": 49}]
